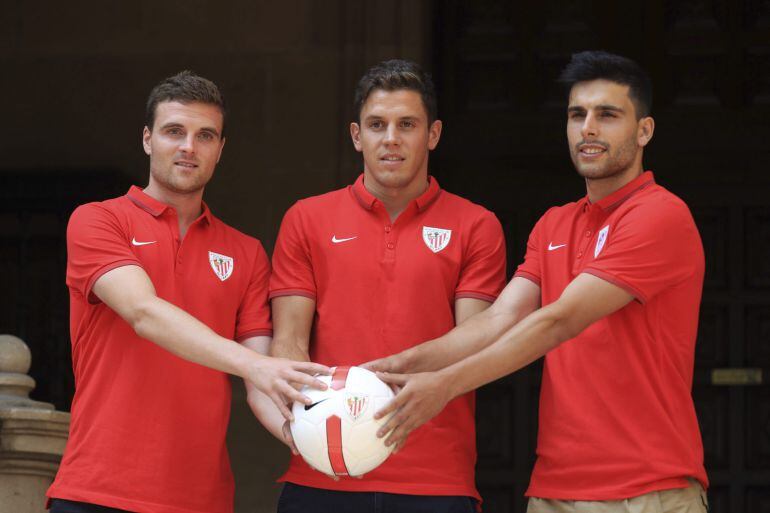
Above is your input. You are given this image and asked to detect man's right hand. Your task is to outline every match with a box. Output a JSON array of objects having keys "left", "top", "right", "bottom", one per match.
[
  {"left": 361, "top": 352, "right": 408, "bottom": 374},
  {"left": 247, "top": 356, "right": 330, "bottom": 421}
]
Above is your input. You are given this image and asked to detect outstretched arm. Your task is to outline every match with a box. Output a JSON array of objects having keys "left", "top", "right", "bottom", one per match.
[
  {"left": 365, "top": 277, "right": 541, "bottom": 373},
  {"left": 93, "top": 265, "right": 329, "bottom": 420},
  {"left": 376, "top": 273, "right": 633, "bottom": 447}
]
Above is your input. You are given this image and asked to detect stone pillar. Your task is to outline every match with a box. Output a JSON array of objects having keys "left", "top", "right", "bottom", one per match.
[{"left": 0, "top": 335, "right": 70, "bottom": 513}]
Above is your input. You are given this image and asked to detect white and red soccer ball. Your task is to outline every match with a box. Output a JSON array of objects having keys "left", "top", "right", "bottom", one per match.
[{"left": 290, "top": 366, "right": 395, "bottom": 477}]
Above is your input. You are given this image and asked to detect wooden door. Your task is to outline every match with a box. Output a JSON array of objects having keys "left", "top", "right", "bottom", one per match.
[{"left": 432, "top": 1, "right": 770, "bottom": 511}]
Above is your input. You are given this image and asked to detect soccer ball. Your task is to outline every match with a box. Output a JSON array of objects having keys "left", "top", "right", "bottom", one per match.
[{"left": 290, "top": 366, "right": 395, "bottom": 477}]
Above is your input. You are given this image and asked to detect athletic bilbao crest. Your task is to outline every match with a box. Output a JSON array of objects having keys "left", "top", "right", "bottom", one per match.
[
  {"left": 345, "top": 393, "right": 369, "bottom": 421},
  {"left": 422, "top": 226, "right": 452, "bottom": 253},
  {"left": 208, "top": 251, "right": 234, "bottom": 281},
  {"left": 594, "top": 225, "right": 610, "bottom": 258}
]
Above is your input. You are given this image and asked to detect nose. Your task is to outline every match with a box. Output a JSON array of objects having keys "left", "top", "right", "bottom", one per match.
[
  {"left": 383, "top": 123, "right": 400, "bottom": 146},
  {"left": 581, "top": 112, "right": 598, "bottom": 140},
  {"left": 179, "top": 133, "right": 196, "bottom": 154}
]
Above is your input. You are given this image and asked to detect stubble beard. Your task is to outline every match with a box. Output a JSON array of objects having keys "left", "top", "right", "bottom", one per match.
[
  {"left": 150, "top": 165, "right": 210, "bottom": 195},
  {"left": 572, "top": 137, "right": 639, "bottom": 182}
]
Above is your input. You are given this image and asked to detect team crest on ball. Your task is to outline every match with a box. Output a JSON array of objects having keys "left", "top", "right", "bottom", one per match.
[
  {"left": 209, "top": 251, "right": 234, "bottom": 281},
  {"left": 345, "top": 393, "right": 369, "bottom": 421},
  {"left": 594, "top": 225, "right": 610, "bottom": 258},
  {"left": 422, "top": 226, "right": 452, "bottom": 253}
]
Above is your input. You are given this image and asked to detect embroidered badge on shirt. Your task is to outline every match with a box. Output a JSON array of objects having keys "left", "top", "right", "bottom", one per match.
[
  {"left": 209, "top": 251, "right": 234, "bottom": 281},
  {"left": 422, "top": 226, "right": 452, "bottom": 253},
  {"left": 594, "top": 225, "right": 610, "bottom": 258}
]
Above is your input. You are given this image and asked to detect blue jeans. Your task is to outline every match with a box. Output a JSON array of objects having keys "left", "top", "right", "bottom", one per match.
[
  {"left": 277, "top": 482, "right": 478, "bottom": 513},
  {"left": 49, "top": 499, "right": 132, "bottom": 513}
]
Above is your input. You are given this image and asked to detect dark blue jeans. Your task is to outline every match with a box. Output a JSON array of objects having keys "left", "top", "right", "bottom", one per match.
[
  {"left": 49, "top": 499, "right": 132, "bottom": 513},
  {"left": 277, "top": 482, "right": 478, "bottom": 513}
]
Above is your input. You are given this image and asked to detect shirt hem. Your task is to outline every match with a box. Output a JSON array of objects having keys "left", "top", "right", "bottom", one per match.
[
  {"left": 236, "top": 328, "right": 273, "bottom": 342},
  {"left": 513, "top": 271, "right": 541, "bottom": 287},
  {"left": 84, "top": 259, "right": 143, "bottom": 304},
  {"left": 525, "top": 476, "right": 693, "bottom": 501},
  {"left": 455, "top": 291, "right": 497, "bottom": 302},
  {"left": 269, "top": 288, "right": 316, "bottom": 301},
  {"left": 47, "top": 486, "right": 229, "bottom": 513},
  {"left": 581, "top": 268, "right": 647, "bottom": 304},
  {"left": 278, "top": 475, "right": 480, "bottom": 501}
]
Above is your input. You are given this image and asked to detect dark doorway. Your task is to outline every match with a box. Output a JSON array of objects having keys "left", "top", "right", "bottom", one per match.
[
  {"left": 0, "top": 170, "right": 131, "bottom": 411},
  {"left": 432, "top": 2, "right": 770, "bottom": 512}
]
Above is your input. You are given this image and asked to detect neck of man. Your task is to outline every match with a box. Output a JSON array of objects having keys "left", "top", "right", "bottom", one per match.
[
  {"left": 143, "top": 181, "right": 205, "bottom": 238},
  {"left": 363, "top": 169, "right": 429, "bottom": 222},
  {"left": 585, "top": 158, "right": 645, "bottom": 204}
]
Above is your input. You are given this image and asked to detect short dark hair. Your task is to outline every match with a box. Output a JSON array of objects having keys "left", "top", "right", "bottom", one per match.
[
  {"left": 354, "top": 59, "right": 438, "bottom": 123},
  {"left": 145, "top": 70, "right": 227, "bottom": 135},
  {"left": 558, "top": 51, "right": 652, "bottom": 118}
]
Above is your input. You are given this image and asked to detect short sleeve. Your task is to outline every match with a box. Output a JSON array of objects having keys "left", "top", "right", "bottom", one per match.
[
  {"left": 455, "top": 210, "right": 507, "bottom": 302},
  {"left": 582, "top": 199, "right": 704, "bottom": 303},
  {"left": 66, "top": 203, "right": 142, "bottom": 303},
  {"left": 235, "top": 241, "right": 273, "bottom": 341},
  {"left": 514, "top": 211, "right": 549, "bottom": 286},
  {"left": 269, "top": 202, "right": 316, "bottom": 300}
]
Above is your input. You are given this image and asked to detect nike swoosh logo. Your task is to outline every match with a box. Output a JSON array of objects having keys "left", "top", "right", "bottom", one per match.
[
  {"left": 548, "top": 242, "right": 566, "bottom": 251},
  {"left": 304, "top": 398, "right": 329, "bottom": 411},
  {"left": 132, "top": 237, "right": 157, "bottom": 246},
  {"left": 331, "top": 235, "right": 357, "bottom": 244}
]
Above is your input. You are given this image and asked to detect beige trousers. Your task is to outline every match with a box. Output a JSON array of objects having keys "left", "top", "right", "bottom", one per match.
[{"left": 527, "top": 480, "right": 708, "bottom": 513}]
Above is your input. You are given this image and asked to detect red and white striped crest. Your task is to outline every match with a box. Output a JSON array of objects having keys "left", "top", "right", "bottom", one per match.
[
  {"left": 422, "top": 226, "right": 452, "bottom": 253},
  {"left": 594, "top": 225, "right": 610, "bottom": 258},
  {"left": 345, "top": 393, "right": 369, "bottom": 421},
  {"left": 208, "top": 251, "right": 234, "bottom": 281}
]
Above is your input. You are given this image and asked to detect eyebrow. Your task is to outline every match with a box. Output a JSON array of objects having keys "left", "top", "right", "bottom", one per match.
[
  {"left": 568, "top": 104, "right": 624, "bottom": 114},
  {"left": 160, "top": 122, "right": 221, "bottom": 137},
  {"left": 363, "top": 115, "right": 420, "bottom": 122}
]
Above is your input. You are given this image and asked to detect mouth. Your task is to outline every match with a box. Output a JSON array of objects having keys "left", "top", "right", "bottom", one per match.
[
  {"left": 578, "top": 144, "right": 607, "bottom": 158},
  {"left": 380, "top": 154, "right": 405, "bottom": 161},
  {"left": 174, "top": 161, "right": 198, "bottom": 168}
]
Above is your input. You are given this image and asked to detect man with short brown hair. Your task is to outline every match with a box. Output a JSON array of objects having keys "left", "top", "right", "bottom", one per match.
[
  {"left": 266, "top": 59, "right": 507, "bottom": 513},
  {"left": 47, "top": 71, "right": 329, "bottom": 513}
]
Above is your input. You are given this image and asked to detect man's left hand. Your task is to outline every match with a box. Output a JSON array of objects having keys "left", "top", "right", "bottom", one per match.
[{"left": 373, "top": 370, "right": 453, "bottom": 451}]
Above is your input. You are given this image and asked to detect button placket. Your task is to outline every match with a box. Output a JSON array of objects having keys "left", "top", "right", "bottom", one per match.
[{"left": 385, "top": 223, "right": 396, "bottom": 253}]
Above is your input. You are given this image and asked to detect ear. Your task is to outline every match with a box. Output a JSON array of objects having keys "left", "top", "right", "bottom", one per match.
[
  {"left": 350, "top": 122, "right": 363, "bottom": 152},
  {"left": 637, "top": 116, "right": 654, "bottom": 148},
  {"left": 216, "top": 137, "right": 226, "bottom": 163},
  {"left": 427, "top": 120, "right": 443, "bottom": 151},
  {"left": 142, "top": 127, "right": 152, "bottom": 156}
]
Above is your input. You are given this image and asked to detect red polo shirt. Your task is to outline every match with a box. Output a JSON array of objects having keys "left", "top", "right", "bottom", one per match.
[
  {"left": 270, "top": 175, "right": 506, "bottom": 498},
  {"left": 515, "top": 172, "right": 707, "bottom": 500},
  {"left": 48, "top": 186, "right": 272, "bottom": 513}
]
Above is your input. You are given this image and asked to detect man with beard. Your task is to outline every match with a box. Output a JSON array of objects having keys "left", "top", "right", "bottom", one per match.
[
  {"left": 47, "top": 71, "right": 329, "bottom": 513},
  {"left": 368, "top": 51, "right": 709, "bottom": 512}
]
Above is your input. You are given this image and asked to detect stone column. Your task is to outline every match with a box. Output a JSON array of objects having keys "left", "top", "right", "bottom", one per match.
[{"left": 0, "top": 334, "right": 70, "bottom": 513}]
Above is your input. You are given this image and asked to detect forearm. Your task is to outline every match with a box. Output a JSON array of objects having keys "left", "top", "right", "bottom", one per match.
[
  {"left": 443, "top": 302, "right": 573, "bottom": 397},
  {"left": 402, "top": 302, "right": 534, "bottom": 373},
  {"left": 130, "top": 296, "right": 258, "bottom": 379},
  {"left": 270, "top": 334, "right": 310, "bottom": 362},
  {"left": 270, "top": 295, "right": 314, "bottom": 362}
]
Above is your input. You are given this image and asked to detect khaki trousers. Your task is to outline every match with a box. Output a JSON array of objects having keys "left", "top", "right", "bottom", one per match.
[{"left": 527, "top": 480, "right": 708, "bottom": 513}]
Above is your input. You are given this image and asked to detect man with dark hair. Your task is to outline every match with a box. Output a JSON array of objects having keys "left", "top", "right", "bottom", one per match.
[
  {"left": 263, "top": 59, "right": 507, "bottom": 512},
  {"left": 46, "top": 71, "right": 329, "bottom": 513},
  {"left": 369, "top": 51, "right": 709, "bottom": 512}
]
